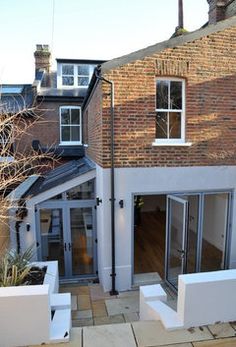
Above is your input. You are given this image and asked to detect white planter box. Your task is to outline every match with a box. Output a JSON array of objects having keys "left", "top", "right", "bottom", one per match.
[{"left": 0, "top": 260, "right": 71, "bottom": 347}]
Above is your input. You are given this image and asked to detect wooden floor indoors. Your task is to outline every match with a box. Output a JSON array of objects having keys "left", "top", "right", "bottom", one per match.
[{"left": 134, "top": 211, "right": 223, "bottom": 278}]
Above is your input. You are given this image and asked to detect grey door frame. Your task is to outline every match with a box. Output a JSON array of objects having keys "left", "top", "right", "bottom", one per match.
[
  {"left": 35, "top": 199, "right": 97, "bottom": 280},
  {"left": 132, "top": 189, "right": 233, "bottom": 288},
  {"left": 165, "top": 195, "right": 189, "bottom": 288}
]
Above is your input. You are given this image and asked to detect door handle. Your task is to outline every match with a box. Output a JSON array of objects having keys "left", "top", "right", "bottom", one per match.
[
  {"left": 64, "top": 243, "right": 67, "bottom": 251},
  {"left": 68, "top": 243, "right": 72, "bottom": 251},
  {"left": 177, "top": 249, "right": 185, "bottom": 257}
]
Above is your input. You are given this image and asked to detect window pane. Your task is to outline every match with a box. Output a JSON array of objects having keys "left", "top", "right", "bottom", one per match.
[
  {"left": 61, "top": 126, "right": 70, "bottom": 141},
  {"left": 156, "top": 80, "right": 168, "bottom": 109},
  {"left": 156, "top": 112, "right": 168, "bottom": 138},
  {"left": 62, "top": 65, "right": 74, "bottom": 75},
  {"left": 61, "top": 108, "right": 70, "bottom": 124},
  {"left": 78, "top": 65, "right": 90, "bottom": 75},
  {"left": 71, "top": 109, "right": 80, "bottom": 124},
  {"left": 78, "top": 76, "right": 89, "bottom": 86},
  {"left": 169, "top": 112, "right": 181, "bottom": 138},
  {"left": 62, "top": 76, "right": 74, "bottom": 86},
  {"left": 170, "top": 81, "right": 182, "bottom": 109},
  {"left": 71, "top": 126, "right": 80, "bottom": 141},
  {"left": 66, "top": 180, "right": 95, "bottom": 200}
]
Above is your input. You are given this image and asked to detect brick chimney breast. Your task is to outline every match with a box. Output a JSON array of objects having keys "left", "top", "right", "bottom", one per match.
[
  {"left": 207, "top": 0, "right": 228, "bottom": 24},
  {"left": 34, "top": 44, "right": 51, "bottom": 74}
]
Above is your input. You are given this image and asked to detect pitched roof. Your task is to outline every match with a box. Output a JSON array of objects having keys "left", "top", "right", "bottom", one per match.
[
  {"left": 101, "top": 15, "right": 236, "bottom": 73},
  {"left": 25, "top": 156, "right": 95, "bottom": 197},
  {"left": 0, "top": 84, "right": 35, "bottom": 113}
]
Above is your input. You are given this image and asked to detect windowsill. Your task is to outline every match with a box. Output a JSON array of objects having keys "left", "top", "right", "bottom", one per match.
[
  {"left": 59, "top": 142, "right": 82, "bottom": 146},
  {"left": 152, "top": 141, "right": 192, "bottom": 147}
]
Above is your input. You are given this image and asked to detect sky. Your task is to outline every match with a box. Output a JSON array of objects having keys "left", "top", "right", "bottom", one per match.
[{"left": 0, "top": 0, "right": 209, "bottom": 84}]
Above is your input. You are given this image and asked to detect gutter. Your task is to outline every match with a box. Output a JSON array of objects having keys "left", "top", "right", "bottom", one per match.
[{"left": 95, "top": 67, "right": 118, "bottom": 296}]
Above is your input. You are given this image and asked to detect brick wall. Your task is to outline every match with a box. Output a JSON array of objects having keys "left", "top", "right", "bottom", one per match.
[
  {"left": 16, "top": 100, "right": 80, "bottom": 153},
  {"left": 85, "top": 25, "right": 236, "bottom": 168}
]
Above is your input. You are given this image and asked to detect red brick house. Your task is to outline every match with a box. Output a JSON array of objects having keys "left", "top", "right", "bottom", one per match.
[
  {"left": 80, "top": 0, "right": 236, "bottom": 291},
  {"left": 10, "top": 0, "right": 236, "bottom": 293}
]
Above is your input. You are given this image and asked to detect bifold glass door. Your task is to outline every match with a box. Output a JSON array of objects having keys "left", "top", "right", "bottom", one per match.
[
  {"left": 166, "top": 195, "right": 189, "bottom": 288},
  {"left": 165, "top": 192, "right": 231, "bottom": 290},
  {"left": 37, "top": 203, "right": 96, "bottom": 279}
]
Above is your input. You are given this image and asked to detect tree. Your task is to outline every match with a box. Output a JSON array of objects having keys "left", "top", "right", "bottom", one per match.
[{"left": 0, "top": 101, "right": 55, "bottom": 254}]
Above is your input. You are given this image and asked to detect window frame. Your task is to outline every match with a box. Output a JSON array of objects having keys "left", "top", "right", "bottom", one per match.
[
  {"left": 59, "top": 106, "right": 82, "bottom": 145},
  {"left": 154, "top": 77, "right": 186, "bottom": 145},
  {"left": 58, "top": 63, "right": 95, "bottom": 88}
]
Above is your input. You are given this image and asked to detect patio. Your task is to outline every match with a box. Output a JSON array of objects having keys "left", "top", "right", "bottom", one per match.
[{"left": 29, "top": 283, "right": 236, "bottom": 347}]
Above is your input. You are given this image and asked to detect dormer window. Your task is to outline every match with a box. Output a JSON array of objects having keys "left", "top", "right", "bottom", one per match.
[
  {"left": 58, "top": 63, "right": 95, "bottom": 88},
  {"left": 62, "top": 65, "right": 74, "bottom": 86}
]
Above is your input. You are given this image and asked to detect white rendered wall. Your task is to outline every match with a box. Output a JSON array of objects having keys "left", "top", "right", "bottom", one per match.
[{"left": 96, "top": 165, "right": 236, "bottom": 292}]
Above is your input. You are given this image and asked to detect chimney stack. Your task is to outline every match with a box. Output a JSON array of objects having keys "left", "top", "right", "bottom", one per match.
[
  {"left": 207, "top": 0, "right": 227, "bottom": 24},
  {"left": 179, "top": 0, "right": 184, "bottom": 29},
  {"left": 34, "top": 44, "right": 51, "bottom": 74}
]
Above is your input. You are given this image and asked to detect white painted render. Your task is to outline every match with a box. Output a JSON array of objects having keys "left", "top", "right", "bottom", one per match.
[{"left": 95, "top": 164, "right": 236, "bottom": 292}]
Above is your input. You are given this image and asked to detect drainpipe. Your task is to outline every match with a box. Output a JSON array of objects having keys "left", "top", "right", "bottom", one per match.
[
  {"left": 95, "top": 67, "right": 118, "bottom": 295},
  {"left": 15, "top": 220, "right": 22, "bottom": 254}
]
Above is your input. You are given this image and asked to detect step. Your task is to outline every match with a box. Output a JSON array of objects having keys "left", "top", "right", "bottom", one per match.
[
  {"left": 147, "top": 300, "right": 183, "bottom": 331},
  {"left": 50, "top": 293, "right": 71, "bottom": 310},
  {"left": 50, "top": 308, "right": 71, "bottom": 343}
]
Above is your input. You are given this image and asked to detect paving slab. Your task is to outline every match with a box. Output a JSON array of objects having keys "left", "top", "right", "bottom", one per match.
[
  {"left": 132, "top": 321, "right": 213, "bottom": 347},
  {"left": 94, "top": 314, "right": 125, "bottom": 326},
  {"left": 71, "top": 295, "right": 78, "bottom": 310},
  {"left": 124, "top": 312, "right": 139, "bottom": 322},
  {"left": 72, "top": 318, "right": 94, "bottom": 327},
  {"left": 117, "top": 290, "right": 139, "bottom": 298},
  {"left": 77, "top": 294, "right": 91, "bottom": 310},
  {"left": 72, "top": 309, "right": 92, "bottom": 319},
  {"left": 89, "top": 284, "right": 113, "bottom": 301},
  {"left": 92, "top": 300, "right": 108, "bottom": 317},
  {"left": 31, "top": 327, "right": 82, "bottom": 347},
  {"left": 193, "top": 336, "right": 236, "bottom": 346},
  {"left": 83, "top": 323, "right": 137, "bottom": 347},
  {"left": 208, "top": 323, "right": 236, "bottom": 338},
  {"left": 105, "top": 296, "right": 139, "bottom": 316}
]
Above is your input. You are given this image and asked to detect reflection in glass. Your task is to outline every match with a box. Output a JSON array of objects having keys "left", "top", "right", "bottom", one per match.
[
  {"left": 156, "top": 80, "right": 168, "bottom": 109},
  {"left": 77, "top": 65, "right": 90, "bottom": 75},
  {"left": 156, "top": 112, "right": 168, "bottom": 138},
  {"left": 66, "top": 180, "right": 94, "bottom": 200},
  {"left": 62, "top": 76, "right": 74, "bottom": 86},
  {"left": 71, "top": 109, "right": 80, "bottom": 124},
  {"left": 201, "top": 193, "right": 228, "bottom": 272},
  {"left": 70, "top": 208, "right": 94, "bottom": 275},
  {"left": 170, "top": 81, "right": 182, "bottom": 109},
  {"left": 40, "top": 209, "right": 65, "bottom": 276},
  {"left": 62, "top": 65, "right": 74, "bottom": 75},
  {"left": 78, "top": 77, "right": 90, "bottom": 86},
  {"left": 169, "top": 112, "right": 181, "bottom": 138},
  {"left": 167, "top": 199, "right": 185, "bottom": 288}
]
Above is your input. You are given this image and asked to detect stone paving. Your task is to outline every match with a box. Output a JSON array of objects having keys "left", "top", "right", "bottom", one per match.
[
  {"left": 30, "top": 283, "right": 236, "bottom": 346},
  {"left": 59, "top": 283, "right": 141, "bottom": 327}
]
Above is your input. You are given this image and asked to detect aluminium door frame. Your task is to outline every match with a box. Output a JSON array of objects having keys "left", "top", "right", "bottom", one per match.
[
  {"left": 165, "top": 194, "right": 189, "bottom": 291},
  {"left": 132, "top": 189, "right": 233, "bottom": 287},
  {"left": 35, "top": 199, "right": 97, "bottom": 280}
]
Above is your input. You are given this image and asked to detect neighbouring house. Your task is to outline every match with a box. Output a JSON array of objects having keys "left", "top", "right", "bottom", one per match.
[
  {"left": 20, "top": 44, "right": 105, "bottom": 161},
  {"left": 8, "top": 0, "right": 236, "bottom": 292}
]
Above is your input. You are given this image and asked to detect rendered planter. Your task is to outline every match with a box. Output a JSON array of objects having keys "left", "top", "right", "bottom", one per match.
[{"left": 0, "top": 261, "right": 71, "bottom": 347}]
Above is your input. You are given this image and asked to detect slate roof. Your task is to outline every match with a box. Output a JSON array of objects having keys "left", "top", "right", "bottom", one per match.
[
  {"left": 25, "top": 156, "right": 95, "bottom": 197},
  {"left": 0, "top": 84, "right": 35, "bottom": 114}
]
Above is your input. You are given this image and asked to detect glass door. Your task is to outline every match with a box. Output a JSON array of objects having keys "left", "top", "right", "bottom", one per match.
[
  {"left": 68, "top": 207, "right": 96, "bottom": 277},
  {"left": 38, "top": 208, "right": 68, "bottom": 278},
  {"left": 165, "top": 195, "right": 189, "bottom": 289}
]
